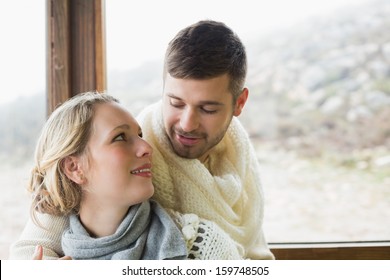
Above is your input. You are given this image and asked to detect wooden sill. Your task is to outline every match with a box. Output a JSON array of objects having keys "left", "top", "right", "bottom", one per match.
[{"left": 269, "top": 241, "right": 390, "bottom": 260}]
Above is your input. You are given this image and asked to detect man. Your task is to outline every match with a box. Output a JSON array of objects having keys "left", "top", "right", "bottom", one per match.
[
  {"left": 136, "top": 20, "right": 273, "bottom": 259},
  {"left": 10, "top": 20, "right": 274, "bottom": 260}
]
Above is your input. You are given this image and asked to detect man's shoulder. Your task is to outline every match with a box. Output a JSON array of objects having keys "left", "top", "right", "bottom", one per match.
[
  {"left": 229, "top": 117, "right": 250, "bottom": 138},
  {"left": 136, "top": 101, "right": 161, "bottom": 123},
  {"left": 136, "top": 101, "right": 159, "bottom": 128}
]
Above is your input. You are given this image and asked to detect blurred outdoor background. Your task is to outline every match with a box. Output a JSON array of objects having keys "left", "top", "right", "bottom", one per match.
[{"left": 0, "top": 0, "right": 389, "bottom": 259}]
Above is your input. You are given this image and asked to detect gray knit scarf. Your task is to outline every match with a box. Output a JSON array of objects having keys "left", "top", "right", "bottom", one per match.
[{"left": 61, "top": 200, "right": 187, "bottom": 260}]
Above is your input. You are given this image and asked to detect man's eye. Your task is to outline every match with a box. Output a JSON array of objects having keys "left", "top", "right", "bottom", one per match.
[
  {"left": 202, "top": 107, "right": 217, "bottom": 114},
  {"left": 113, "top": 133, "right": 126, "bottom": 141},
  {"left": 170, "top": 100, "right": 184, "bottom": 108}
]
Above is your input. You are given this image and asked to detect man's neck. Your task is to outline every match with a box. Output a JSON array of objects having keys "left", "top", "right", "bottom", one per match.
[{"left": 198, "top": 153, "right": 209, "bottom": 164}]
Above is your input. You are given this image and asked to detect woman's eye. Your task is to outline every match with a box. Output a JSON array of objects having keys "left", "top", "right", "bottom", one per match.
[{"left": 113, "top": 133, "right": 126, "bottom": 142}]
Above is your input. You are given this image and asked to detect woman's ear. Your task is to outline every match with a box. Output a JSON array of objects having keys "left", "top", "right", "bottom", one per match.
[
  {"left": 62, "top": 156, "right": 85, "bottom": 185},
  {"left": 233, "top": 88, "right": 249, "bottom": 117}
]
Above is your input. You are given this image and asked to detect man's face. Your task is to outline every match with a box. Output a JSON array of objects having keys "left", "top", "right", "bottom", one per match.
[{"left": 162, "top": 73, "right": 247, "bottom": 161}]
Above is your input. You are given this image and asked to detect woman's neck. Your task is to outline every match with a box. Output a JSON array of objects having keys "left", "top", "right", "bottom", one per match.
[{"left": 78, "top": 204, "right": 129, "bottom": 238}]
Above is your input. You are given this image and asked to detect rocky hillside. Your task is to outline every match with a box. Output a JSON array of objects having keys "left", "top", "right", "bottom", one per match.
[
  {"left": 243, "top": 0, "right": 390, "bottom": 157},
  {"left": 0, "top": 94, "right": 45, "bottom": 162}
]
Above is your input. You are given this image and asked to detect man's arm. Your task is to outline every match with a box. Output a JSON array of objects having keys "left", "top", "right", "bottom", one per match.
[
  {"left": 247, "top": 230, "right": 275, "bottom": 260},
  {"left": 168, "top": 210, "right": 244, "bottom": 260},
  {"left": 9, "top": 213, "right": 68, "bottom": 259}
]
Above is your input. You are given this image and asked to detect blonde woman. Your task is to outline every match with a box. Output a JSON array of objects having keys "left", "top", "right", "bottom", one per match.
[{"left": 22, "top": 92, "right": 241, "bottom": 260}]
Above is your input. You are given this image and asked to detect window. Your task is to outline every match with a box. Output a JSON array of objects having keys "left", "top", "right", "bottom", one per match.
[
  {"left": 0, "top": 0, "right": 46, "bottom": 259},
  {"left": 106, "top": 0, "right": 390, "bottom": 245},
  {"left": 2, "top": 0, "right": 388, "bottom": 261}
]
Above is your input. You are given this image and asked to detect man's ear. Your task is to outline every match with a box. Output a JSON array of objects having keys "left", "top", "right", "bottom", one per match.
[
  {"left": 62, "top": 156, "right": 85, "bottom": 185},
  {"left": 233, "top": 88, "right": 249, "bottom": 117}
]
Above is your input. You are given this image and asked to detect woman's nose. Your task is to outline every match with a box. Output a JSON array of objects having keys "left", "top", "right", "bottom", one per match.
[{"left": 137, "top": 138, "right": 153, "bottom": 158}]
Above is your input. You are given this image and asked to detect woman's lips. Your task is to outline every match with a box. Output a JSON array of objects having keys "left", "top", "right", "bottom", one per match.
[{"left": 130, "top": 164, "right": 152, "bottom": 177}]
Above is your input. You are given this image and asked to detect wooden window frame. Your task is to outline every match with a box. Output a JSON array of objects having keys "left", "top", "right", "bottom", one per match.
[
  {"left": 270, "top": 241, "right": 390, "bottom": 260},
  {"left": 46, "top": 0, "right": 390, "bottom": 260},
  {"left": 46, "top": 0, "right": 106, "bottom": 115}
]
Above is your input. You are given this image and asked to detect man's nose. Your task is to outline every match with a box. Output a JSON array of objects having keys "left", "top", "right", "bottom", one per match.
[{"left": 180, "top": 108, "right": 199, "bottom": 132}]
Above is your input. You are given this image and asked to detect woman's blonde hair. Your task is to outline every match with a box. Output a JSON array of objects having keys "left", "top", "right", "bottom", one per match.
[{"left": 29, "top": 92, "right": 118, "bottom": 225}]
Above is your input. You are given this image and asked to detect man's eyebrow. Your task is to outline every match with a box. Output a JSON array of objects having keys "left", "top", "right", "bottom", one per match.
[
  {"left": 166, "top": 94, "right": 181, "bottom": 100},
  {"left": 167, "top": 94, "right": 224, "bottom": 106}
]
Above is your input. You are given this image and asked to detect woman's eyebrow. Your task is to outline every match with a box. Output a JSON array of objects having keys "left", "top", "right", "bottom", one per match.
[{"left": 111, "top": 124, "right": 131, "bottom": 133}]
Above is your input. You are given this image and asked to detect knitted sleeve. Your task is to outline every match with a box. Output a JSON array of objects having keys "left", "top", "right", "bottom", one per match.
[
  {"left": 9, "top": 213, "right": 68, "bottom": 259},
  {"left": 168, "top": 210, "right": 243, "bottom": 260}
]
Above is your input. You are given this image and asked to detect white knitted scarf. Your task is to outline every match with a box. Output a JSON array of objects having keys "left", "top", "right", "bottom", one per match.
[{"left": 137, "top": 102, "right": 271, "bottom": 258}]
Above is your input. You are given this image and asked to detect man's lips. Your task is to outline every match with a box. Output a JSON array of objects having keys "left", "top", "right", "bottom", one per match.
[
  {"left": 176, "top": 133, "right": 201, "bottom": 146},
  {"left": 130, "top": 164, "right": 152, "bottom": 177}
]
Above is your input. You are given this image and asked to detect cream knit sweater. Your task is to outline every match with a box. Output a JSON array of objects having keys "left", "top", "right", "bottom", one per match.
[{"left": 9, "top": 101, "right": 273, "bottom": 260}]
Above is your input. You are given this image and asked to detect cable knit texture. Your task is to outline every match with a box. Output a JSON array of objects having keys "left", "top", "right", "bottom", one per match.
[
  {"left": 9, "top": 213, "right": 68, "bottom": 259},
  {"left": 168, "top": 210, "right": 243, "bottom": 259},
  {"left": 137, "top": 101, "right": 274, "bottom": 260}
]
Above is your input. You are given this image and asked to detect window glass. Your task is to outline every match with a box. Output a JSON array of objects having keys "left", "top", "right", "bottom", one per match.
[
  {"left": 107, "top": 0, "right": 390, "bottom": 243},
  {"left": 0, "top": 0, "right": 46, "bottom": 259}
]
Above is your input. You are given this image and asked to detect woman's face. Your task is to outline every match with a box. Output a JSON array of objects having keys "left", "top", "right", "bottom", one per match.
[{"left": 81, "top": 101, "right": 154, "bottom": 211}]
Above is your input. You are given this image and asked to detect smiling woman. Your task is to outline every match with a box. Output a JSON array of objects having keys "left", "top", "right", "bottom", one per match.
[{"left": 27, "top": 92, "right": 186, "bottom": 259}]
